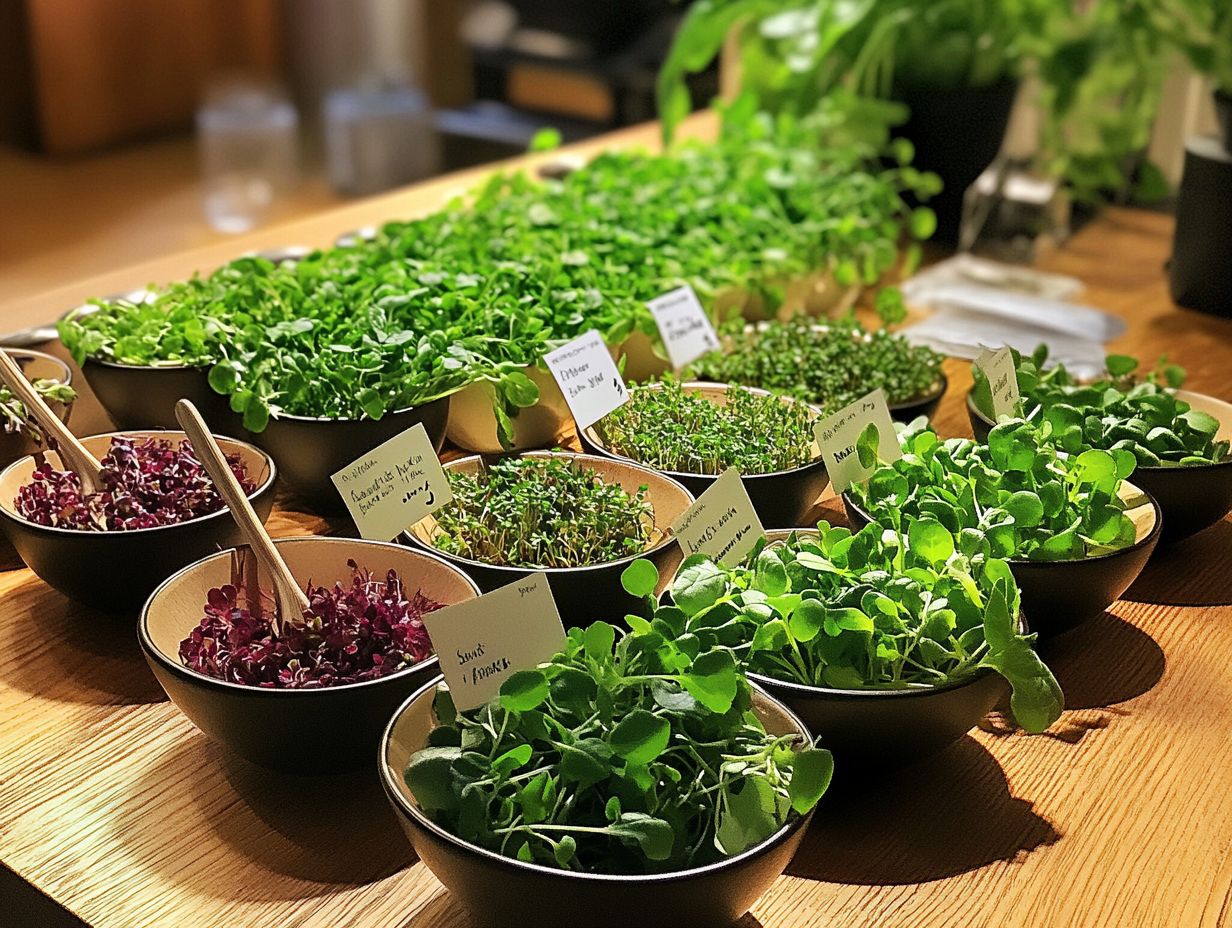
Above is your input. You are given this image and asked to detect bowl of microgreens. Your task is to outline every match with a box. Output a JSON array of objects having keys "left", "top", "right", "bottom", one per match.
[
  {"left": 690, "top": 318, "right": 947, "bottom": 421},
  {"left": 0, "top": 430, "right": 276, "bottom": 613},
  {"left": 843, "top": 418, "right": 1161, "bottom": 636},
  {"left": 381, "top": 619, "right": 833, "bottom": 928},
  {"left": 0, "top": 349, "right": 76, "bottom": 468},
  {"left": 649, "top": 524, "right": 1061, "bottom": 771},
  {"left": 582, "top": 379, "right": 828, "bottom": 527},
  {"left": 141, "top": 536, "right": 479, "bottom": 772},
  {"left": 969, "top": 347, "right": 1232, "bottom": 543},
  {"left": 404, "top": 452, "right": 692, "bottom": 626}
]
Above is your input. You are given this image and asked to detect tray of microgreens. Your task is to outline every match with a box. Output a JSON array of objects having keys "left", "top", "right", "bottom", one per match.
[
  {"left": 970, "top": 346, "right": 1232, "bottom": 541},
  {"left": 584, "top": 379, "right": 827, "bottom": 526},
  {"left": 635, "top": 522, "right": 1061, "bottom": 766},
  {"left": 382, "top": 613, "right": 831, "bottom": 927},
  {"left": 844, "top": 417, "right": 1161, "bottom": 634}
]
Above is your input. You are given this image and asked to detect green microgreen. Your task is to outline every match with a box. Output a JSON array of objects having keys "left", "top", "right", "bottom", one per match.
[{"left": 0, "top": 379, "right": 77, "bottom": 443}]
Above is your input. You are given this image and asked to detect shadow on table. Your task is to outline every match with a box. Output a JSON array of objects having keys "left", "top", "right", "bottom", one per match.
[
  {"left": 0, "top": 572, "right": 164, "bottom": 706},
  {"left": 787, "top": 737, "right": 1058, "bottom": 885},
  {"left": 1125, "top": 520, "right": 1232, "bottom": 607},
  {"left": 1037, "top": 611, "right": 1166, "bottom": 710}
]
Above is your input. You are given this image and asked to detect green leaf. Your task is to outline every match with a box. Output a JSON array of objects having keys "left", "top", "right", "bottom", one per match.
[
  {"left": 403, "top": 746, "right": 462, "bottom": 811},
  {"left": 621, "top": 559, "right": 660, "bottom": 598},
  {"left": 609, "top": 709, "right": 671, "bottom": 766},
  {"left": 502, "top": 371, "right": 540, "bottom": 408},
  {"left": 753, "top": 548, "right": 788, "bottom": 596},
  {"left": 908, "top": 519, "right": 954, "bottom": 565},
  {"left": 500, "top": 670, "right": 549, "bottom": 713},
  {"left": 983, "top": 640, "right": 1064, "bottom": 734},
  {"left": 1003, "top": 491, "right": 1044, "bottom": 528},
  {"left": 559, "top": 738, "right": 612, "bottom": 789},
  {"left": 681, "top": 648, "right": 738, "bottom": 713},
  {"left": 1105, "top": 354, "right": 1138, "bottom": 377},
  {"left": 583, "top": 622, "right": 616, "bottom": 662},
  {"left": 491, "top": 743, "right": 533, "bottom": 779},
  {"left": 530, "top": 127, "right": 563, "bottom": 152},
  {"left": 856, "top": 421, "right": 881, "bottom": 469},
  {"left": 787, "top": 748, "right": 834, "bottom": 815},
  {"left": 716, "top": 777, "right": 778, "bottom": 855},
  {"left": 788, "top": 599, "right": 826, "bottom": 642},
  {"left": 609, "top": 813, "right": 674, "bottom": 860},
  {"left": 552, "top": 834, "right": 577, "bottom": 867},
  {"left": 671, "top": 558, "right": 727, "bottom": 616}
]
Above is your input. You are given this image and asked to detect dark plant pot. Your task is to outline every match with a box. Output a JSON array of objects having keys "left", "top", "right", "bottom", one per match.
[
  {"left": 82, "top": 358, "right": 244, "bottom": 434},
  {"left": 404, "top": 452, "right": 693, "bottom": 627},
  {"left": 967, "top": 388, "right": 1232, "bottom": 544},
  {"left": 843, "top": 489, "right": 1161, "bottom": 637},
  {"left": 0, "top": 349, "right": 75, "bottom": 470},
  {"left": 252, "top": 397, "right": 451, "bottom": 514},
  {"left": 1215, "top": 89, "right": 1232, "bottom": 152},
  {"left": 502, "top": 0, "right": 671, "bottom": 49},
  {"left": 140, "top": 537, "right": 480, "bottom": 773},
  {"left": 1169, "top": 135, "right": 1232, "bottom": 318},
  {"left": 581, "top": 382, "right": 830, "bottom": 528},
  {"left": 380, "top": 676, "right": 815, "bottom": 928},
  {"left": 894, "top": 77, "right": 1019, "bottom": 246},
  {"left": 0, "top": 431, "right": 276, "bottom": 614},
  {"left": 890, "top": 373, "right": 948, "bottom": 424}
]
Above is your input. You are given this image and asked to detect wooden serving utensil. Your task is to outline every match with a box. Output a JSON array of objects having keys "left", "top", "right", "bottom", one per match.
[
  {"left": 0, "top": 349, "right": 103, "bottom": 493},
  {"left": 175, "top": 399, "right": 309, "bottom": 626}
]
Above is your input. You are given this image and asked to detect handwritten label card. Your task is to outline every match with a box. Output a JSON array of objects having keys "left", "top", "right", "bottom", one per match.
[
  {"left": 331, "top": 423, "right": 452, "bottom": 541},
  {"left": 670, "top": 468, "right": 764, "bottom": 566},
  {"left": 813, "top": 388, "right": 902, "bottom": 493},
  {"left": 647, "top": 285, "right": 721, "bottom": 370},
  {"left": 421, "top": 573, "right": 567, "bottom": 711},
  {"left": 974, "top": 346, "right": 1022, "bottom": 420},
  {"left": 543, "top": 329, "right": 629, "bottom": 430}
]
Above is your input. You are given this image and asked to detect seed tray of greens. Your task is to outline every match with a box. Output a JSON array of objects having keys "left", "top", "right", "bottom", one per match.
[
  {"left": 690, "top": 317, "right": 943, "bottom": 413},
  {"left": 851, "top": 417, "right": 1143, "bottom": 561},
  {"left": 973, "top": 346, "right": 1229, "bottom": 468},
  {"left": 403, "top": 610, "right": 832, "bottom": 874},
  {"left": 594, "top": 379, "right": 816, "bottom": 476},
  {"left": 429, "top": 456, "right": 655, "bottom": 569},
  {"left": 59, "top": 106, "right": 934, "bottom": 444},
  {"left": 0, "top": 379, "right": 76, "bottom": 443},
  {"left": 636, "top": 524, "right": 1061, "bottom": 733}
]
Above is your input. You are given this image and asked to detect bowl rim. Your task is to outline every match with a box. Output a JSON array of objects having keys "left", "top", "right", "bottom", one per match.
[
  {"left": 2, "top": 348, "right": 74, "bottom": 389},
  {"left": 379, "top": 673, "right": 815, "bottom": 885},
  {"left": 138, "top": 536, "right": 481, "bottom": 697},
  {"left": 0, "top": 429, "right": 277, "bottom": 537},
  {"left": 841, "top": 485, "right": 1164, "bottom": 566},
  {"left": 260, "top": 392, "right": 457, "bottom": 427},
  {"left": 583, "top": 380, "right": 828, "bottom": 482},
  {"left": 964, "top": 386, "right": 1232, "bottom": 475},
  {"left": 404, "top": 450, "right": 695, "bottom": 576}
]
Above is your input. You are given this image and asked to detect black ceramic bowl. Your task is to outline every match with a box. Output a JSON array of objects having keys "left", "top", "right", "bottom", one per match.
[
  {"left": 968, "top": 388, "right": 1232, "bottom": 543},
  {"left": 843, "top": 487, "right": 1162, "bottom": 637},
  {"left": 251, "top": 397, "right": 451, "bottom": 514},
  {"left": 82, "top": 358, "right": 244, "bottom": 433},
  {"left": 0, "top": 349, "right": 74, "bottom": 469},
  {"left": 0, "top": 430, "right": 276, "bottom": 613},
  {"left": 380, "top": 676, "right": 815, "bottom": 928},
  {"left": 140, "top": 537, "right": 480, "bottom": 773},
  {"left": 404, "top": 451, "right": 693, "bottom": 627},
  {"left": 581, "top": 382, "right": 830, "bottom": 528},
  {"left": 890, "top": 373, "right": 948, "bottom": 424}
]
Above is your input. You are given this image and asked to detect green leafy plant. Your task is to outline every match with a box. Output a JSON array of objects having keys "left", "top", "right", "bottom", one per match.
[
  {"left": 594, "top": 379, "right": 816, "bottom": 476},
  {"left": 428, "top": 456, "right": 656, "bottom": 569},
  {"left": 851, "top": 417, "right": 1143, "bottom": 561},
  {"left": 0, "top": 379, "right": 76, "bottom": 442},
  {"left": 689, "top": 317, "right": 942, "bottom": 414},
  {"left": 403, "top": 614, "right": 832, "bottom": 873},
  {"left": 632, "top": 522, "right": 1061, "bottom": 733}
]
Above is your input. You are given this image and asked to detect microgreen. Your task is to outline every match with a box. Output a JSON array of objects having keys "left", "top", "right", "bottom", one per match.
[
  {"left": 403, "top": 618, "right": 832, "bottom": 873},
  {"left": 973, "top": 345, "right": 1229, "bottom": 468},
  {"left": 851, "top": 417, "right": 1141, "bottom": 561},
  {"left": 430, "top": 456, "right": 655, "bottom": 569},
  {"left": 0, "top": 379, "right": 77, "bottom": 443},
  {"left": 595, "top": 379, "right": 816, "bottom": 476}
]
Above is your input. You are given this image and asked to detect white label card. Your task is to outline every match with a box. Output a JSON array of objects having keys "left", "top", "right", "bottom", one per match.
[
  {"left": 543, "top": 330, "right": 629, "bottom": 430},
  {"left": 670, "top": 468, "right": 765, "bottom": 566},
  {"left": 974, "top": 345, "right": 1022, "bottom": 420},
  {"left": 813, "top": 388, "right": 902, "bottom": 493},
  {"left": 330, "top": 423, "right": 452, "bottom": 541},
  {"left": 421, "top": 573, "right": 567, "bottom": 711},
  {"left": 647, "top": 285, "right": 721, "bottom": 370}
]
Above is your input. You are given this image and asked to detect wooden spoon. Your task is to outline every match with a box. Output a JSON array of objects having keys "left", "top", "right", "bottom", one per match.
[
  {"left": 175, "top": 399, "right": 309, "bottom": 627},
  {"left": 0, "top": 349, "right": 103, "bottom": 494}
]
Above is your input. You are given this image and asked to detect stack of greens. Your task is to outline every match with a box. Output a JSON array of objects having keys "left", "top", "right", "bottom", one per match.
[
  {"left": 429, "top": 456, "right": 655, "bottom": 569},
  {"left": 973, "top": 346, "right": 1229, "bottom": 468},
  {"left": 639, "top": 524, "right": 1061, "bottom": 732},
  {"left": 594, "top": 379, "right": 816, "bottom": 476},
  {"left": 404, "top": 614, "right": 832, "bottom": 873},
  {"left": 852, "top": 417, "right": 1143, "bottom": 560},
  {"left": 690, "top": 318, "right": 943, "bottom": 414}
]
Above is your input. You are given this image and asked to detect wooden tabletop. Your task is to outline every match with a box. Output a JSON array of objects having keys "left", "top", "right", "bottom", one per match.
[{"left": 3, "top": 129, "right": 1232, "bottom": 928}]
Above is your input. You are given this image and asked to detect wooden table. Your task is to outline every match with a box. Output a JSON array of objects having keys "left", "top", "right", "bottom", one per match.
[{"left": 3, "top": 119, "right": 1232, "bottom": 928}]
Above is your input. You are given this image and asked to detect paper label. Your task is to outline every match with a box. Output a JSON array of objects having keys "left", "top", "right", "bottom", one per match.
[
  {"left": 421, "top": 573, "right": 567, "bottom": 711},
  {"left": 330, "top": 423, "right": 452, "bottom": 541},
  {"left": 670, "top": 468, "right": 764, "bottom": 566},
  {"left": 647, "top": 285, "right": 721, "bottom": 370},
  {"left": 975, "top": 345, "right": 1022, "bottom": 420},
  {"left": 543, "top": 329, "right": 629, "bottom": 430},
  {"left": 813, "top": 388, "right": 902, "bottom": 493}
]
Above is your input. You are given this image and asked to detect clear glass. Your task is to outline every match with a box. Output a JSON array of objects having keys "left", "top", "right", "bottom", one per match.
[
  {"left": 197, "top": 80, "right": 299, "bottom": 234},
  {"left": 323, "top": 81, "right": 439, "bottom": 197}
]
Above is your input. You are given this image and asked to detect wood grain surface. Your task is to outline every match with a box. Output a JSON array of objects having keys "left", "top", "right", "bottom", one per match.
[{"left": 2, "top": 134, "right": 1232, "bottom": 928}]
